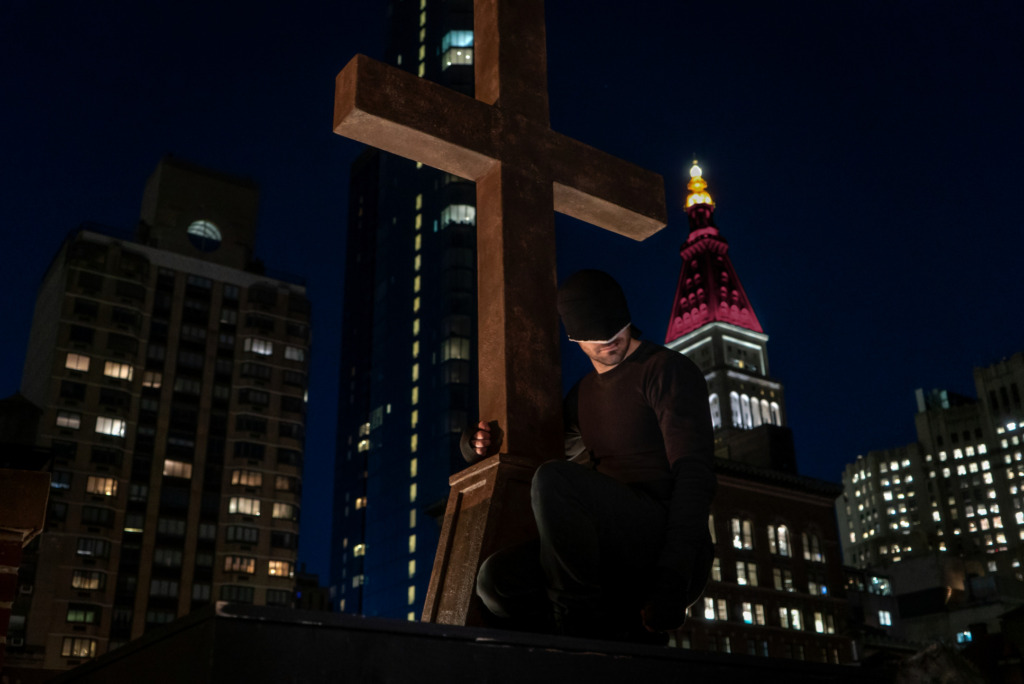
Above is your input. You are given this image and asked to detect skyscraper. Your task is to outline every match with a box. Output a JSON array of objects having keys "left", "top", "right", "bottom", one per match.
[
  {"left": 7, "top": 157, "right": 310, "bottom": 675},
  {"left": 332, "top": 0, "right": 477, "bottom": 620},
  {"left": 666, "top": 162, "right": 852, "bottom": 662}
]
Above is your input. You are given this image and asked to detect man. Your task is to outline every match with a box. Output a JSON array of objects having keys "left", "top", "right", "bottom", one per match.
[{"left": 464, "top": 269, "right": 716, "bottom": 639}]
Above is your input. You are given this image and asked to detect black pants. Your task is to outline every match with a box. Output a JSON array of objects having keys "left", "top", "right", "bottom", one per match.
[{"left": 476, "top": 460, "right": 671, "bottom": 633}]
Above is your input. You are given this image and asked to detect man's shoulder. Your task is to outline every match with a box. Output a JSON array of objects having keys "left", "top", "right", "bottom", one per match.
[{"left": 636, "top": 340, "right": 702, "bottom": 373}]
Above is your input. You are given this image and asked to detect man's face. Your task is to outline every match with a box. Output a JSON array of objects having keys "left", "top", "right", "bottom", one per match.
[{"left": 576, "top": 324, "right": 635, "bottom": 373}]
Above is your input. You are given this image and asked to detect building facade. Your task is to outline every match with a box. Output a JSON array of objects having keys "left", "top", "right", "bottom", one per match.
[
  {"left": 836, "top": 353, "right": 1024, "bottom": 642},
  {"left": 331, "top": 0, "right": 477, "bottom": 620},
  {"left": 7, "top": 157, "right": 310, "bottom": 674},
  {"left": 667, "top": 162, "right": 853, "bottom": 663}
]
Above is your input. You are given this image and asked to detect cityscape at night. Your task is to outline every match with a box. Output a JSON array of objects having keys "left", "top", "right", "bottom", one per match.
[{"left": 2, "top": 0, "right": 1022, "bottom": 676}]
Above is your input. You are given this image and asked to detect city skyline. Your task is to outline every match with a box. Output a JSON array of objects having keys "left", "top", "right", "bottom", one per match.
[{"left": 2, "top": 0, "right": 1021, "bottom": 582}]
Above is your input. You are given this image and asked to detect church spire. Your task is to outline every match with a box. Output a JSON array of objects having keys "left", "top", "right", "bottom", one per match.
[{"left": 665, "top": 160, "right": 764, "bottom": 343}]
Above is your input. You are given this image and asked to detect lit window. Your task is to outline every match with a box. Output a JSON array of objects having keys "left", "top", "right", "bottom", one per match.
[
  {"left": 353, "top": 543, "right": 366, "bottom": 557},
  {"left": 103, "top": 361, "right": 133, "bottom": 381},
  {"left": 272, "top": 502, "right": 298, "bottom": 520},
  {"left": 61, "top": 637, "right": 97, "bottom": 658},
  {"left": 142, "top": 371, "right": 162, "bottom": 388},
  {"left": 704, "top": 597, "right": 716, "bottom": 620},
  {"left": 412, "top": 319, "right": 420, "bottom": 336},
  {"left": 440, "top": 203, "right": 476, "bottom": 226},
  {"left": 410, "top": 458, "right": 418, "bottom": 478},
  {"left": 284, "top": 346, "right": 305, "bottom": 362},
  {"left": 231, "top": 470, "right": 263, "bottom": 487},
  {"left": 229, "top": 497, "right": 260, "bottom": 516},
  {"left": 742, "top": 602, "right": 753, "bottom": 624},
  {"left": 357, "top": 439, "right": 370, "bottom": 453},
  {"left": 86, "top": 476, "right": 117, "bottom": 497},
  {"left": 411, "top": 364, "right": 419, "bottom": 382},
  {"left": 878, "top": 610, "right": 892, "bottom": 626},
  {"left": 408, "top": 560, "right": 416, "bottom": 578},
  {"left": 414, "top": 276, "right": 421, "bottom": 293},
  {"left": 95, "top": 416, "right": 126, "bottom": 437},
  {"left": 354, "top": 496, "right": 367, "bottom": 510},
  {"left": 410, "top": 434, "right": 418, "bottom": 452},
  {"left": 731, "top": 518, "right": 753, "bottom": 550},
  {"left": 441, "top": 336, "right": 471, "bottom": 361},
  {"left": 411, "top": 386, "right": 419, "bottom": 405},
  {"left": 65, "top": 352, "right": 90, "bottom": 372},
  {"left": 411, "top": 410, "right": 419, "bottom": 428},
  {"left": 163, "top": 460, "right": 193, "bottom": 479},
  {"left": 410, "top": 483, "right": 417, "bottom": 502},
  {"left": 56, "top": 411, "right": 81, "bottom": 429},
  {"left": 767, "top": 524, "right": 791, "bottom": 556},
  {"left": 268, "top": 560, "right": 294, "bottom": 577},
  {"left": 409, "top": 534, "right": 417, "bottom": 553},
  {"left": 224, "top": 556, "right": 256, "bottom": 574},
  {"left": 71, "top": 570, "right": 106, "bottom": 590},
  {"left": 410, "top": 508, "right": 417, "bottom": 528},
  {"left": 244, "top": 338, "right": 274, "bottom": 356},
  {"left": 736, "top": 561, "right": 758, "bottom": 586}
]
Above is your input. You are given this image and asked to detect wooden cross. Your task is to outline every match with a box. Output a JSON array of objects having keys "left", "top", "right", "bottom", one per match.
[{"left": 333, "top": 0, "right": 666, "bottom": 625}]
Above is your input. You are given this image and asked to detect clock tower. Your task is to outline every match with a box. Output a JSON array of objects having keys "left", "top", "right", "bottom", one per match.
[{"left": 666, "top": 162, "right": 793, "bottom": 471}]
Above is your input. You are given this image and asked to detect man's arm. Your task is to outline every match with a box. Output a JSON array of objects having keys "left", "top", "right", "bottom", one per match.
[{"left": 642, "top": 354, "right": 717, "bottom": 631}]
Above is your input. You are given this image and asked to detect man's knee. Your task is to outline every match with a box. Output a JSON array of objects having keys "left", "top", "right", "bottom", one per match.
[{"left": 531, "top": 459, "right": 581, "bottom": 505}]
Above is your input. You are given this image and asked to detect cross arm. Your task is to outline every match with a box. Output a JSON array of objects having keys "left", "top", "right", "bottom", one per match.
[
  {"left": 546, "top": 130, "right": 667, "bottom": 241},
  {"left": 334, "top": 54, "right": 499, "bottom": 180}
]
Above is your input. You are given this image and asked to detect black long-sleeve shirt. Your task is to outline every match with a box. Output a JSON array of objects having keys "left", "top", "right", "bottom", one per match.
[{"left": 565, "top": 340, "right": 716, "bottom": 573}]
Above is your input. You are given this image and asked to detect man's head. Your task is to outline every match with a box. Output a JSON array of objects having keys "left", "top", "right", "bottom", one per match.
[{"left": 557, "top": 270, "right": 639, "bottom": 372}]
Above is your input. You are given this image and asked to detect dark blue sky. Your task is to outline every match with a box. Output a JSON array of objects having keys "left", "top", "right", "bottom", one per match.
[{"left": 2, "top": 1, "right": 1022, "bottom": 581}]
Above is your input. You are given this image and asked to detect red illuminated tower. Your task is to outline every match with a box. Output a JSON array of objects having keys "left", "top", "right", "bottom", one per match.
[{"left": 665, "top": 162, "right": 789, "bottom": 463}]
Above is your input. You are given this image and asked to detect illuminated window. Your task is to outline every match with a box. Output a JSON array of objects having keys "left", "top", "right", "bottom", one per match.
[
  {"left": 229, "top": 497, "right": 260, "bottom": 516},
  {"left": 354, "top": 496, "right": 367, "bottom": 510},
  {"left": 357, "top": 439, "right": 370, "bottom": 453},
  {"left": 802, "top": 532, "right": 824, "bottom": 562},
  {"left": 735, "top": 561, "right": 757, "bottom": 586},
  {"left": 103, "top": 361, "right": 133, "bottom": 380},
  {"left": 414, "top": 234, "right": 422, "bottom": 251},
  {"left": 224, "top": 556, "right": 256, "bottom": 574},
  {"left": 411, "top": 410, "right": 419, "bottom": 428},
  {"left": 163, "top": 460, "right": 193, "bottom": 479},
  {"left": 704, "top": 597, "right": 716, "bottom": 620},
  {"left": 740, "top": 394, "right": 752, "bottom": 428},
  {"left": 773, "top": 568, "right": 794, "bottom": 592},
  {"left": 410, "top": 434, "right": 418, "bottom": 452},
  {"left": 86, "top": 476, "right": 117, "bottom": 496},
  {"left": 411, "top": 386, "right": 419, "bottom": 405},
  {"left": 731, "top": 518, "right": 753, "bottom": 550},
  {"left": 410, "top": 508, "right": 417, "bottom": 528},
  {"left": 93, "top": 416, "right": 125, "bottom": 438},
  {"left": 71, "top": 570, "right": 106, "bottom": 590},
  {"left": 878, "top": 610, "right": 892, "bottom": 626},
  {"left": 65, "top": 352, "right": 90, "bottom": 371},
  {"left": 244, "top": 338, "right": 274, "bottom": 356},
  {"left": 412, "top": 319, "right": 420, "bottom": 336},
  {"left": 142, "top": 370, "right": 162, "bottom": 388},
  {"left": 231, "top": 470, "right": 263, "bottom": 487},
  {"left": 711, "top": 558, "right": 722, "bottom": 582},
  {"left": 409, "top": 534, "right": 417, "bottom": 553},
  {"left": 708, "top": 393, "right": 722, "bottom": 429},
  {"left": 441, "top": 336, "right": 471, "bottom": 361},
  {"left": 770, "top": 402, "right": 781, "bottom": 425},
  {"left": 730, "top": 392, "right": 741, "bottom": 427},
  {"left": 410, "top": 458, "right": 418, "bottom": 478},
  {"left": 61, "top": 637, "right": 97, "bottom": 658},
  {"left": 284, "top": 346, "right": 305, "bottom": 362},
  {"left": 408, "top": 585, "right": 416, "bottom": 605},
  {"left": 408, "top": 560, "right": 416, "bottom": 578},
  {"left": 268, "top": 560, "right": 294, "bottom": 577},
  {"left": 414, "top": 276, "right": 421, "bottom": 293},
  {"left": 440, "top": 204, "right": 476, "bottom": 226},
  {"left": 410, "top": 483, "right": 418, "bottom": 502},
  {"left": 767, "top": 524, "right": 791, "bottom": 556},
  {"left": 272, "top": 502, "right": 298, "bottom": 520},
  {"left": 353, "top": 543, "right": 366, "bottom": 557},
  {"left": 415, "top": 213, "right": 423, "bottom": 229},
  {"left": 56, "top": 411, "right": 81, "bottom": 429}
]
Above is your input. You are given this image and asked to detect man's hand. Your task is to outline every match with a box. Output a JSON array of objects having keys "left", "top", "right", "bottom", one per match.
[
  {"left": 471, "top": 421, "right": 492, "bottom": 457},
  {"left": 470, "top": 420, "right": 504, "bottom": 457}
]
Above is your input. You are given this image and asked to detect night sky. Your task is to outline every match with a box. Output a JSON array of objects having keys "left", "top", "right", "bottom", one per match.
[{"left": 3, "top": 1, "right": 1022, "bottom": 582}]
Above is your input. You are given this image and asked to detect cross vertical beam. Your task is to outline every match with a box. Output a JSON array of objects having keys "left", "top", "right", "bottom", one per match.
[{"left": 333, "top": 0, "right": 666, "bottom": 625}]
